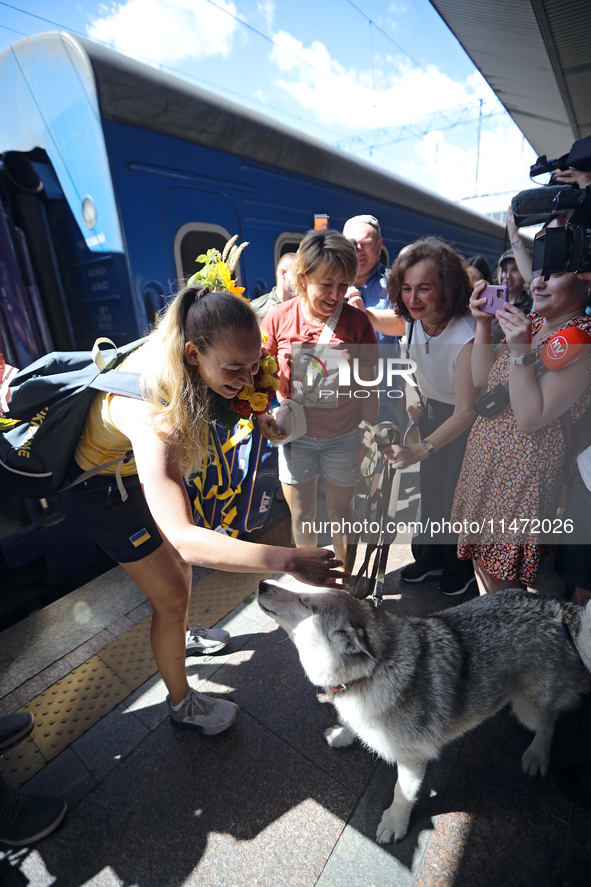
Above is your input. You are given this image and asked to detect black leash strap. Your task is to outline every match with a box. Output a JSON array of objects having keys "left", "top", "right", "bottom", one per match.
[{"left": 347, "top": 421, "right": 401, "bottom": 606}]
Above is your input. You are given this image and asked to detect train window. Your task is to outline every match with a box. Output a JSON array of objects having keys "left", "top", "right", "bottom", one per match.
[
  {"left": 174, "top": 223, "right": 242, "bottom": 285},
  {"left": 274, "top": 232, "right": 304, "bottom": 268}
]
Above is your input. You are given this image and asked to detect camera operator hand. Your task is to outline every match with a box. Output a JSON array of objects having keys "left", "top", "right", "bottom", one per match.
[{"left": 552, "top": 168, "right": 591, "bottom": 188}]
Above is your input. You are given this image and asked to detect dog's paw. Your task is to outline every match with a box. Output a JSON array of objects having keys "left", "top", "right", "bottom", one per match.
[
  {"left": 521, "top": 745, "right": 549, "bottom": 778},
  {"left": 323, "top": 726, "right": 355, "bottom": 748},
  {"left": 376, "top": 809, "right": 409, "bottom": 844}
]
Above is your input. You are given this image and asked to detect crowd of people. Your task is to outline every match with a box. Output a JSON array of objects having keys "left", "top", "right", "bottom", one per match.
[
  {"left": 2, "top": 179, "right": 591, "bottom": 846},
  {"left": 255, "top": 206, "right": 590, "bottom": 607}
]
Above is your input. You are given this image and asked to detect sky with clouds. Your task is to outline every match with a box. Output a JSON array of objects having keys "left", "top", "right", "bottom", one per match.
[{"left": 0, "top": 0, "right": 541, "bottom": 221}]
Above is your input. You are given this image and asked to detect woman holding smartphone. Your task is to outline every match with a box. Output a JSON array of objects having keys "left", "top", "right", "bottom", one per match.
[
  {"left": 452, "top": 272, "right": 591, "bottom": 595},
  {"left": 364, "top": 237, "right": 480, "bottom": 596}
]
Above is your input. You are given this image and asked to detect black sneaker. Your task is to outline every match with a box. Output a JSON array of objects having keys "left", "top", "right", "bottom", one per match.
[
  {"left": 0, "top": 713, "right": 34, "bottom": 749},
  {"left": 439, "top": 573, "right": 476, "bottom": 596},
  {"left": 400, "top": 559, "right": 445, "bottom": 583},
  {"left": 0, "top": 786, "right": 67, "bottom": 845}
]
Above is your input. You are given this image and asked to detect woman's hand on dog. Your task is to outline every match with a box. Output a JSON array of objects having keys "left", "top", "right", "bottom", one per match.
[{"left": 286, "top": 547, "right": 350, "bottom": 588}]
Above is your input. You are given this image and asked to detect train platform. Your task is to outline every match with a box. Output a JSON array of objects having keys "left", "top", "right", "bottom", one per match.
[{"left": 1, "top": 469, "right": 590, "bottom": 887}]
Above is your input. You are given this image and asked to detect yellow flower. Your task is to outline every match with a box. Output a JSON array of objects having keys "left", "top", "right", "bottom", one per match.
[
  {"left": 261, "top": 374, "right": 280, "bottom": 390},
  {"left": 261, "top": 329, "right": 269, "bottom": 342},
  {"left": 260, "top": 354, "right": 277, "bottom": 374},
  {"left": 216, "top": 262, "right": 246, "bottom": 298},
  {"left": 249, "top": 392, "right": 269, "bottom": 412},
  {"left": 237, "top": 385, "right": 255, "bottom": 401}
]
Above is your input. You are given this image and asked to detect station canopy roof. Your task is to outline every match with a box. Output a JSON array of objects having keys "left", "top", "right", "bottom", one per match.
[{"left": 430, "top": 0, "right": 591, "bottom": 158}]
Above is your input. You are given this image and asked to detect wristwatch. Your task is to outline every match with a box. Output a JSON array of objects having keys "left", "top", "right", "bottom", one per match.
[
  {"left": 421, "top": 439, "right": 434, "bottom": 457},
  {"left": 509, "top": 352, "right": 536, "bottom": 366}
]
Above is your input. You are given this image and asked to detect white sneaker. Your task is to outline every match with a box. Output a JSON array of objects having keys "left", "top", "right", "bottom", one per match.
[
  {"left": 185, "top": 627, "right": 230, "bottom": 656},
  {"left": 167, "top": 688, "right": 238, "bottom": 735}
]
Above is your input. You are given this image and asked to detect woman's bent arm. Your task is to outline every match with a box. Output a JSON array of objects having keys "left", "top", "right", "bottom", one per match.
[
  {"left": 109, "top": 396, "right": 344, "bottom": 586},
  {"left": 365, "top": 308, "right": 406, "bottom": 337},
  {"left": 388, "top": 342, "right": 479, "bottom": 468}
]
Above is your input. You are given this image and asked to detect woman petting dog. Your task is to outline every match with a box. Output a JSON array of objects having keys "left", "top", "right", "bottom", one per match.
[
  {"left": 69, "top": 277, "right": 345, "bottom": 736},
  {"left": 452, "top": 269, "right": 591, "bottom": 595}
]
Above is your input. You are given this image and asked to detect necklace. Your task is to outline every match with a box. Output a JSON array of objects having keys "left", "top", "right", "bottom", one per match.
[
  {"left": 300, "top": 301, "right": 325, "bottom": 326},
  {"left": 422, "top": 320, "right": 445, "bottom": 354}
]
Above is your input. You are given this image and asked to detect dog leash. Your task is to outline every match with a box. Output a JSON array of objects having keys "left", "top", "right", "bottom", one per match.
[{"left": 346, "top": 420, "right": 402, "bottom": 607}]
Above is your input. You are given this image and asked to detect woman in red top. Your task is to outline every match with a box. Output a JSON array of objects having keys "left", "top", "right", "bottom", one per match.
[{"left": 260, "top": 230, "right": 379, "bottom": 568}]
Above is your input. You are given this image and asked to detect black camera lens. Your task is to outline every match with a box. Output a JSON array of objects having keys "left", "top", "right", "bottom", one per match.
[{"left": 532, "top": 227, "right": 591, "bottom": 277}]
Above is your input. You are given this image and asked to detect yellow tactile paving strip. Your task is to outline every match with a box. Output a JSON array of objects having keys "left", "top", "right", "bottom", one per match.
[
  {"left": 98, "top": 620, "right": 156, "bottom": 692},
  {"left": 0, "top": 519, "right": 291, "bottom": 788},
  {"left": 23, "top": 661, "right": 131, "bottom": 762}
]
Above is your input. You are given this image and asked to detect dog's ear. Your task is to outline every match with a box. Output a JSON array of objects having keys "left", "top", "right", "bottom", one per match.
[{"left": 340, "top": 626, "right": 376, "bottom": 660}]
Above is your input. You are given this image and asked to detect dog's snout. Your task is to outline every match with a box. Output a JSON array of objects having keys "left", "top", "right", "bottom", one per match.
[{"left": 258, "top": 579, "right": 273, "bottom": 598}]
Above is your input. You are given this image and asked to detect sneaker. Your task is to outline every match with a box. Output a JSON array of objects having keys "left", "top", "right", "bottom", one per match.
[
  {"left": 0, "top": 785, "right": 67, "bottom": 845},
  {"left": 167, "top": 688, "right": 239, "bottom": 735},
  {"left": 400, "top": 559, "right": 445, "bottom": 583},
  {"left": 0, "top": 712, "right": 34, "bottom": 750},
  {"left": 185, "top": 627, "right": 230, "bottom": 656},
  {"left": 439, "top": 574, "right": 476, "bottom": 597}
]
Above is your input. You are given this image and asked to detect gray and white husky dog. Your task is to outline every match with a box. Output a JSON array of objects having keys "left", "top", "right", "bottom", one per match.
[{"left": 257, "top": 580, "right": 591, "bottom": 844}]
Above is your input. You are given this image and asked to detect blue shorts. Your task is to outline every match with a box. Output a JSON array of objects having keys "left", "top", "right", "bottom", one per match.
[
  {"left": 68, "top": 464, "right": 163, "bottom": 563},
  {"left": 278, "top": 427, "right": 362, "bottom": 487}
]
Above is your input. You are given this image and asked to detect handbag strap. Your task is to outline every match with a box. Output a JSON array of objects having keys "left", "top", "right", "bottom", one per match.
[
  {"left": 315, "top": 301, "right": 343, "bottom": 348},
  {"left": 404, "top": 321, "right": 423, "bottom": 404}
]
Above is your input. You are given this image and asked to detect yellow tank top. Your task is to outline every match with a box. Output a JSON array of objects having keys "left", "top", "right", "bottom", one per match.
[{"left": 75, "top": 355, "right": 141, "bottom": 476}]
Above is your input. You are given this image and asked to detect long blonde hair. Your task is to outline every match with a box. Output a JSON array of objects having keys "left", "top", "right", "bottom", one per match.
[{"left": 142, "top": 285, "right": 258, "bottom": 476}]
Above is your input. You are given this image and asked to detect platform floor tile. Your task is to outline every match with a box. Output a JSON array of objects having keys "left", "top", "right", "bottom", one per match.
[
  {"left": 0, "top": 521, "right": 292, "bottom": 790},
  {"left": 97, "top": 619, "right": 156, "bottom": 691},
  {"left": 21, "top": 658, "right": 132, "bottom": 764}
]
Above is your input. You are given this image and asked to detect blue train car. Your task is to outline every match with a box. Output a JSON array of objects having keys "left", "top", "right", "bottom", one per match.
[{"left": 0, "top": 31, "right": 507, "bottom": 609}]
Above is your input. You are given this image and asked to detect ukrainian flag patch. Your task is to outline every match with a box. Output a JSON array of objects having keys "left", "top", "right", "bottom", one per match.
[{"left": 130, "top": 528, "right": 151, "bottom": 547}]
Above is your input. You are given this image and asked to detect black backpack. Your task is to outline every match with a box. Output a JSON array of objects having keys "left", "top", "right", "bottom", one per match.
[{"left": 0, "top": 337, "right": 145, "bottom": 499}]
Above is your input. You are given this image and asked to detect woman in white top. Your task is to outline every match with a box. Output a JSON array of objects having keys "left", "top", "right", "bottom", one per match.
[{"left": 361, "top": 237, "right": 480, "bottom": 595}]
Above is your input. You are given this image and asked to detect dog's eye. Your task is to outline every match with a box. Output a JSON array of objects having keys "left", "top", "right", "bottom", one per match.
[{"left": 300, "top": 597, "right": 311, "bottom": 610}]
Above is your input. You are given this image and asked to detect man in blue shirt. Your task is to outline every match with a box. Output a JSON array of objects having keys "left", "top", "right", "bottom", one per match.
[{"left": 342, "top": 215, "right": 404, "bottom": 429}]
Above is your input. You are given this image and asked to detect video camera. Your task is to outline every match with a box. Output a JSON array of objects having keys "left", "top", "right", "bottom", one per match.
[{"left": 509, "top": 135, "right": 591, "bottom": 278}]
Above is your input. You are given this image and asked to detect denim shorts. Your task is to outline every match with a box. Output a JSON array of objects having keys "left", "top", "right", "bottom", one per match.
[
  {"left": 278, "top": 427, "right": 362, "bottom": 487},
  {"left": 68, "top": 464, "right": 163, "bottom": 563}
]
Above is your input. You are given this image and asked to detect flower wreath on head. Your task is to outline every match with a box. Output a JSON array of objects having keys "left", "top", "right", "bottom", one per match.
[{"left": 188, "top": 235, "right": 280, "bottom": 429}]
